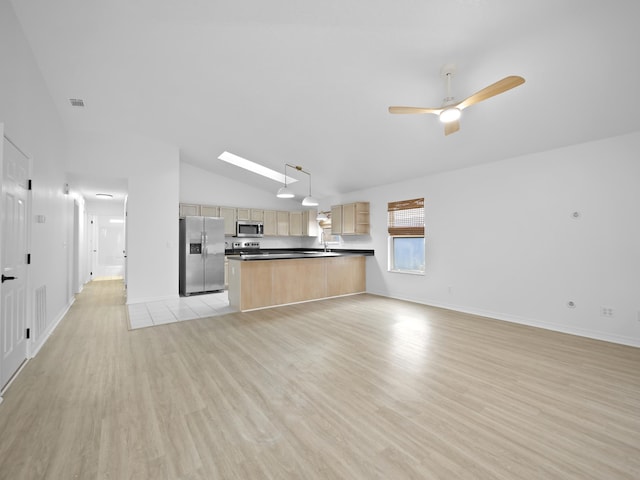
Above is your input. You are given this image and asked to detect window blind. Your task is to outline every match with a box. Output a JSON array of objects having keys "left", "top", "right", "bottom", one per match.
[{"left": 387, "top": 198, "right": 424, "bottom": 236}]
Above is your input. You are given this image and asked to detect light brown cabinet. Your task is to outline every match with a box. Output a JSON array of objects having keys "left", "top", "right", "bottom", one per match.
[
  {"left": 228, "top": 255, "right": 366, "bottom": 312},
  {"left": 200, "top": 205, "right": 220, "bottom": 217},
  {"left": 263, "top": 210, "right": 277, "bottom": 236},
  {"left": 289, "top": 211, "right": 303, "bottom": 236},
  {"left": 219, "top": 207, "right": 237, "bottom": 235},
  {"left": 277, "top": 211, "right": 290, "bottom": 236},
  {"left": 331, "top": 205, "right": 343, "bottom": 235},
  {"left": 287, "top": 210, "right": 318, "bottom": 237},
  {"left": 236, "top": 208, "right": 250, "bottom": 221},
  {"left": 302, "top": 210, "right": 318, "bottom": 237},
  {"left": 250, "top": 209, "right": 264, "bottom": 222},
  {"left": 179, "top": 204, "right": 317, "bottom": 237},
  {"left": 342, "top": 203, "right": 356, "bottom": 233},
  {"left": 332, "top": 202, "right": 369, "bottom": 235},
  {"left": 179, "top": 203, "right": 201, "bottom": 217}
]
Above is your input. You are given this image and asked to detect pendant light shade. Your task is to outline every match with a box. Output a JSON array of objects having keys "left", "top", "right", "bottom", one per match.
[
  {"left": 276, "top": 163, "right": 319, "bottom": 206},
  {"left": 276, "top": 185, "right": 295, "bottom": 198},
  {"left": 302, "top": 195, "right": 319, "bottom": 206}
]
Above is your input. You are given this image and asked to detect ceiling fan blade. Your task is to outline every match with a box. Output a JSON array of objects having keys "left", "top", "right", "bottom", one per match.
[
  {"left": 388, "top": 106, "right": 442, "bottom": 115},
  {"left": 456, "top": 75, "right": 525, "bottom": 110},
  {"left": 444, "top": 120, "right": 460, "bottom": 136}
]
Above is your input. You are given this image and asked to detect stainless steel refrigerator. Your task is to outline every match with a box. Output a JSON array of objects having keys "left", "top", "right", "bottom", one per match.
[{"left": 179, "top": 216, "right": 225, "bottom": 295}]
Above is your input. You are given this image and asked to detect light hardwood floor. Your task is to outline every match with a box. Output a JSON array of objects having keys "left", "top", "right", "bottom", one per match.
[{"left": 0, "top": 280, "right": 638, "bottom": 479}]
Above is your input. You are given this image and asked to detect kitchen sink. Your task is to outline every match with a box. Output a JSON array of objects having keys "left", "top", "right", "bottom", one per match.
[
  {"left": 300, "top": 251, "right": 340, "bottom": 256},
  {"left": 240, "top": 251, "right": 340, "bottom": 260}
]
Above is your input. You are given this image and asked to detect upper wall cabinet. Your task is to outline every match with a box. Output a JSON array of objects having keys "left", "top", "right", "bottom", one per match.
[
  {"left": 287, "top": 209, "right": 318, "bottom": 237},
  {"left": 250, "top": 209, "right": 264, "bottom": 222},
  {"left": 331, "top": 205, "right": 343, "bottom": 235},
  {"left": 179, "top": 204, "right": 201, "bottom": 217},
  {"left": 302, "top": 210, "right": 318, "bottom": 237},
  {"left": 277, "top": 211, "right": 290, "bottom": 236},
  {"left": 200, "top": 205, "right": 220, "bottom": 217},
  {"left": 219, "top": 207, "right": 237, "bottom": 235},
  {"left": 263, "top": 210, "right": 277, "bottom": 236},
  {"left": 331, "top": 202, "right": 369, "bottom": 235},
  {"left": 289, "top": 211, "right": 303, "bottom": 236},
  {"left": 179, "top": 204, "right": 318, "bottom": 237},
  {"left": 236, "top": 208, "right": 250, "bottom": 221}
]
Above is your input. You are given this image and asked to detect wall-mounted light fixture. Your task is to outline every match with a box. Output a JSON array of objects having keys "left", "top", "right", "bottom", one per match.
[
  {"left": 316, "top": 211, "right": 331, "bottom": 228},
  {"left": 276, "top": 164, "right": 319, "bottom": 206}
]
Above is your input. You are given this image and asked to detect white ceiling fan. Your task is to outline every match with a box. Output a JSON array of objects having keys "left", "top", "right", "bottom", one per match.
[{"left": 389, "top": 65, "right": 525, "bottom": 135}]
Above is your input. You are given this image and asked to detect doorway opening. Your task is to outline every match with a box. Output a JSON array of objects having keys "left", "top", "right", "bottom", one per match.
[
  {"left": 89, "top": 214, "right": 125, "bottom": 280},
  {"left": 67, "top": 174, "right": 127, "bottom": 292}
]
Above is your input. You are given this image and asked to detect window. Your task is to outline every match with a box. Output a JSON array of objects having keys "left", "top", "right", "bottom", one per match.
[{"left": 388, "top": 198, "right": 425, "bottom": 274}]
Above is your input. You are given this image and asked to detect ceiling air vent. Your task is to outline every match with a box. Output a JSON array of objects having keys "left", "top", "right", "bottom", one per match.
[{"left": 69, "top": 98, "right": 85, "bottom": 107}]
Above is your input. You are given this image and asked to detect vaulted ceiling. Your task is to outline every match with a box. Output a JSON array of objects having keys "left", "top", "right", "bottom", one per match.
[{"left": 11, "top": 0, "right": 640, "bottom": 200}]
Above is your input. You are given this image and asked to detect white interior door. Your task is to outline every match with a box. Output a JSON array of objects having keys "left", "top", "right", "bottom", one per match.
[
  {"left": 92, "top": 215, "right": 125, "bottom": 279},
  {"left": 1, "top": 133, "right": 29, "bottom": 389},
  {"left": 123, "top": 198, "right": 128, "bottom": 290}
]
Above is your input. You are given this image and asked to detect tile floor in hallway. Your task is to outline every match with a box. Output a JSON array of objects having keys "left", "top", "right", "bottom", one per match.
[{"left": 127, "top": 290, "right": 234, "bottom": 330}]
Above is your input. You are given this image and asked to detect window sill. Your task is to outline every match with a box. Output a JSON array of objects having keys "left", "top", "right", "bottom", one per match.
[{"left": 388, "top": 269, "right": 425, "bottom": 276}]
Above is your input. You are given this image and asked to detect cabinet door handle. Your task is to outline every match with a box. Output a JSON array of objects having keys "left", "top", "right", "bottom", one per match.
[{"left": 2, "top": 275, "right": 16, "bottom": 283}]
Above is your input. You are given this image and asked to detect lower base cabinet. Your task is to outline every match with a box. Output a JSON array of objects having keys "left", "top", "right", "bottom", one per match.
[{"left": 228, "top": 256, "right": 366, "bottom": 311}]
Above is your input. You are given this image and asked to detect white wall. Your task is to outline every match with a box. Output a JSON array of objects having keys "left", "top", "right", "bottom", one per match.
[
  {"left": 85, "top": 198, "right": 126, "bottom": 216},
  {"left": 326, "top": 131, "right": 640, "bottom": 347},
  {"left": 180, "top": 162, "right": 319, "bottom": 249},
  {"left": 180, "top": 161, "right": 302, "bottom": 210},
  {"left": 67, "top": 131, "right": 179, "bottom": 303},
  {"left": 1, "top": 0, "right": 74, "bottom": 350},
  {"left": 73, "top": 196, "right": 89, "bottom": 292}
]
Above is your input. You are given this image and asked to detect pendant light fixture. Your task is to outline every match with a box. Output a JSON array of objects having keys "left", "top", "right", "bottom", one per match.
[
  {"left": 276, "top": 164, "right": 319, "bottom": 207},
  {"left": 302, "top": 171, "right": 318, "bottom": 206},
  {"left": 276, "top": 163, "right": 295, "bottom": 198}
]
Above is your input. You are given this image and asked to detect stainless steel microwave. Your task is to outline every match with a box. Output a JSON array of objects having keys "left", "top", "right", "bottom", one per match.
[{"left": 235, "top": 220, "right": 264, "bottom": 237}]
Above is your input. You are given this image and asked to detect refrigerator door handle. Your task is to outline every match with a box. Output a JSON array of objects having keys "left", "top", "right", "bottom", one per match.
[{"left": 202, "top": 232, "right": 207, "bottom": 259}]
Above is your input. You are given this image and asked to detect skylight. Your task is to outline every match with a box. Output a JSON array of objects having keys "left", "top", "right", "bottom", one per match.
[{"left": 218, "top": 151, "right": 297, "bottom": 184}]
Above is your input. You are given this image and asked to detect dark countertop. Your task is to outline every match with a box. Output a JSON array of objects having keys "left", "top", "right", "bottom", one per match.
[{"left": 225, "top": 248, "right": 374, "bottom": 261}]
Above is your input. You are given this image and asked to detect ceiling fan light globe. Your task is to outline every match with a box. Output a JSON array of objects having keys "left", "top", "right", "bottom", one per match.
[
  {"left": 302, "top": 195, "right": 319, "bottom": 207},
  {"left": 439, "top": 107, "right": 461, "bottom": 123},
  {"left": 276, "top": 185, "right": 295, "bottom": 198}
]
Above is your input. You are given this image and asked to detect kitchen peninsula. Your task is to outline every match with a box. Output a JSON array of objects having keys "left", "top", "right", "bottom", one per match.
[{"left": 227, "top": 249, "right": 373, "bottom": 311}]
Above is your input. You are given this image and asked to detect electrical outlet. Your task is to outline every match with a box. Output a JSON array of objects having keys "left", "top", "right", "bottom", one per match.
[{"left": 600, "top": 306, "right": 614, "bottom": 317}]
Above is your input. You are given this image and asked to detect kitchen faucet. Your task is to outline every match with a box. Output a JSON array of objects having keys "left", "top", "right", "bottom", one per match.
[{"left": 320, "top": 230, "right": 328, "bottom": 252}]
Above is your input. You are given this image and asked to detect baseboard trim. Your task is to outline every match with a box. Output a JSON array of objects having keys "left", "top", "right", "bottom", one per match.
[
  {"left": 237, "top": 291, "right": 365, "bottom": 313},
  {"left": 0, "top": 357, "right": 30, "bottom": 401},
  {"left": 126, "top": 294, "right": 179, "bottom": 305},
  {"left": 2, "top": 294, "right": 75, "bottom": 403},
  {"left": 367, "top": 291, "right": 640, "bottom": 348},
  {"left": 29, "top": 296, "right": 75, "bottom": 358}
]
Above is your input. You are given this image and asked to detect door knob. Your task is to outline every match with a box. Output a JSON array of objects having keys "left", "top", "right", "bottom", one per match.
[{"left": 2, "top": 275, "right": 16, "bottom": 283}]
